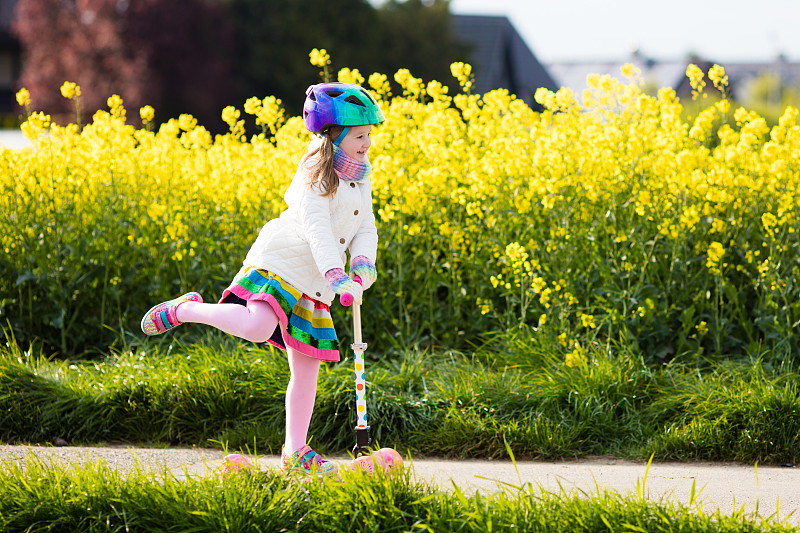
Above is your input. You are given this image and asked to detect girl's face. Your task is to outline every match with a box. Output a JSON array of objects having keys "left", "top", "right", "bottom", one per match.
[{"left": 338, "top": 125, "right": 372, "bottom": 162}]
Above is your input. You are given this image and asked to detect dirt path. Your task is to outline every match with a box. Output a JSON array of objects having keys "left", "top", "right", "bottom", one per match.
[{"left": 2, "top": 445, "right": 798, "bottom": 527}]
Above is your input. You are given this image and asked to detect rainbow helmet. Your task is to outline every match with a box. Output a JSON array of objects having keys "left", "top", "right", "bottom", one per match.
[{"left": 303, "top": 82, "right": 384, "bottom": 134}]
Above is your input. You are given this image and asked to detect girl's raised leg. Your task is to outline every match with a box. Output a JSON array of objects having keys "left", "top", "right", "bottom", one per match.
[{"left": 175, "top": 300, "right": 279, "bottom": 343}]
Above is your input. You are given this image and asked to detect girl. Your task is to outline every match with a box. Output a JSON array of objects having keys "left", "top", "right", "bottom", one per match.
[{"left": 140, "top": 82, "right": 383, "bottom": 478}]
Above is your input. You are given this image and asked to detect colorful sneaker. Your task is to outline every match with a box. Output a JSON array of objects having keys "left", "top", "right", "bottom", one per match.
[
  {"left": 281, "top": 445, "right": 338, "bottom": 478},
  {"left": 140, "top": 292, "right": 202, "bottom": 335}
]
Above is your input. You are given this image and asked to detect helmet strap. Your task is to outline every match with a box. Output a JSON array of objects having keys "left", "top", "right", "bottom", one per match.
[{"left": 332, "top": 127, "right": 350, "bottom": 147}]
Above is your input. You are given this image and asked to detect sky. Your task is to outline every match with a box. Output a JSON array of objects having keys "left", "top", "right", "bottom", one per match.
[{"left": 447, "top": 0, "right": 800, "bottom": 64}]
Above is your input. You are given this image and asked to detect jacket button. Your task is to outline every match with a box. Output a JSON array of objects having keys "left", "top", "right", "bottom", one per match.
[
  {"left": 354, "top": 209, "right": 359, "bottom": 215},
  {"left": 350, "top": 182, "right": 356, "bottom": 188},
  {"left": 339, "top": 238, "right": 345, "bottom": 244},
  {"left": 316, "top": 292, "right": 321, "bottom": 297}
]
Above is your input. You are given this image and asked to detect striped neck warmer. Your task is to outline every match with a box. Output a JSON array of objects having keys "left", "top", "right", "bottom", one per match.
[{"left": 333, "top": 146, "right": 372, "bottom": 182}]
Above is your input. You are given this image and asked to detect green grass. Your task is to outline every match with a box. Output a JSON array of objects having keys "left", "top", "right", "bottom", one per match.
[
  {"left": 0, "top": 454, "right": 795, "bottom": 533},
  {"left": 2, "top": 327, "right": 800, "bottom": 465}
]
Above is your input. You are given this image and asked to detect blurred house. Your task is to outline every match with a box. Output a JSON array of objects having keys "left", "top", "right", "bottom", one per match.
[
  {"left": 0, "top": 0, "right": 21, "bottom": 116},
  {"left": 722, "top": 55, "right": 800, "bottom": 103},
  {"left": 452, "top": 14, "right": 558, "bottom": 108},
  {"left": 547, "top": 50, "right": 800, "bottom": 103},
  {"left": 547, "top": 51, "right": 694, "bottom": 99}
]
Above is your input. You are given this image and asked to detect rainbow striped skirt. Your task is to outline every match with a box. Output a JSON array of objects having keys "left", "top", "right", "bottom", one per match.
[{"left": 219, "top": 267, "right": 340, "bottom": 361}]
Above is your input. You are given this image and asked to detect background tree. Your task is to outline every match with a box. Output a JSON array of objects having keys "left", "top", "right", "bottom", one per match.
[
  {"left": 15, "top": 0, "right": 469, "bottom": 125},
  {"left": 125, "top": 0, "right": 235, "bottom": 129},
  {"left": 223, "top": 0, "right": 468, "bottom": 115},
  {"left": 375, "top": 0, "right": 469, "bottom": 93},
  {"left": 223, "top": 0, "right": 383, "bottom": 116},
  {"left": 15, "top": 0, "right": 150, "bottom": 123},
  {"left": 14, "top": 0, "right": 234, "bottom": 127}
]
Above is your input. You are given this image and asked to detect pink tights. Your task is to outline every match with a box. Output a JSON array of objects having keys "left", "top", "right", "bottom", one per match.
[
  {"left": 176, "top": 300, "right": 321, "bottom": 454},
  {"left": 176, "top": 300, "right": 278, "bottom": 343}
]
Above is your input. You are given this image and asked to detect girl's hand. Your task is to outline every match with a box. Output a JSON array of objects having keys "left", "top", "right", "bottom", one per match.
[
  {"left": 325, "top": 268, "right": 363, "bottom": 305},
  {"left": 349, "top": 255, "right": 377, "bottom": 290}
]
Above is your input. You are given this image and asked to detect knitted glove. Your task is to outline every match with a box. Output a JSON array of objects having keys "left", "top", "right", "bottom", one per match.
[
  {"left": 325, "top": 268, "right": 363, "bottom": 305},
  {"left": 349, "top": 255, "right": 377, "bottom": 291}
]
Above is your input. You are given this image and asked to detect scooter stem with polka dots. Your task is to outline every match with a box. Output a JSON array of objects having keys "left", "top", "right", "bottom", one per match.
[{"left": 345, "top": 276, "right": 372, "bottom": 456}]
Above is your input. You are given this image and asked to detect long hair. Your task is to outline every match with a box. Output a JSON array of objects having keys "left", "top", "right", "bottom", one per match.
[{"left": 301, "top": 125, "right": 344, "bottom": 197}]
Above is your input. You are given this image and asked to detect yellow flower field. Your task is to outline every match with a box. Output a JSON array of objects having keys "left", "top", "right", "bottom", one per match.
[{"left": 2, "top": 56, "right": 800, "bottom": 363}]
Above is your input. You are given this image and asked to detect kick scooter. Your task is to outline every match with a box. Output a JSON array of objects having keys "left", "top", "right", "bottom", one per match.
[{"left": 341, "top": 278, "right": 403, "bottom": 472}]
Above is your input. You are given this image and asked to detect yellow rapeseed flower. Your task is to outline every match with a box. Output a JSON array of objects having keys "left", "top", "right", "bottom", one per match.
[
  {"left": 178, "top": 114, "right": 197, "bottom": 131},
  {"left": 60, "top": 81, "right": 81, "bottom": 100},
  {"left": 394, "top": 69, "right": 424, "bottom": 98},
  {"left": 107, "top": 94, "right": 125, "bottom": 120},
  {"left": 708, "top": 64, "right": 728, "bottom": 91},
  {"left": 252, "top": 96, "right": 286, "bottom": 136},
  {"left": 706, "top": 241, "right": 725, "bottom": 275},
  {"left": 426, "top": 80, "right": 451, "bottom": 107},
  {"left": 16, "top": 88, "right": 30, "bottom": 107},
  {"left": 565, "top": 344, "right": 587, "bottom": 368},
  {"left": 761, "top": 212, "right": 778, "bottom": 237},
  {"left": 139, "top": 105, "right": 155, "bottom": 123},
  {"left": 685, "top": 64, "right": 706, "bottom": 99},
  {"left": 309, "top": 48, "right": 330, "bottom": 68},
  {"left": 368, "top": 73, "right": 391, "bottom": 100},
  {"left": 620, "top": 62, "right": 642, "bottom": 81},
  {"left": 531, "top": 276, "right": 546, "bottom": 293},
  {"left": 338, "top": 68, "right": 364, "bottom": 85},
  {"left": 477, "top": 297, "right": 492, "bottom": 315},
  {"left": 244, "top": 96, "right": 262, "bottom": 116},
  {"left": 450, "top": 62, "right": 473, "bottom": 91},
  {"left": 20, "top": 111, "right": 50, "bottom": 140},
  {"left": 221, "top": 106, "right": 240, "bottom": 128}
]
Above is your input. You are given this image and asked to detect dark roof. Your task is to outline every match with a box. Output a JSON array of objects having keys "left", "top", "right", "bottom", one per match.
[
  {"left": 0, "top": 0, "right": 19, "bottom": 46},
  {"left": 0, "top": 0, "right": 18, "bottom": 31},
  {"left": 452, "top": 14, "right": 558, "bottom": 107}
]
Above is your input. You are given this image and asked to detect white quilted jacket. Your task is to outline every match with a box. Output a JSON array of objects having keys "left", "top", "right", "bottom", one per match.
[{"left": 241, "top": 158, "right": 379, "bottom": 306}]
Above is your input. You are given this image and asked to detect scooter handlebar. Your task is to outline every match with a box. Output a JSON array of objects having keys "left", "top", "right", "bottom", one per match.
[{"left": 339, "top": 276, "right": 363, "bottom": 307}]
